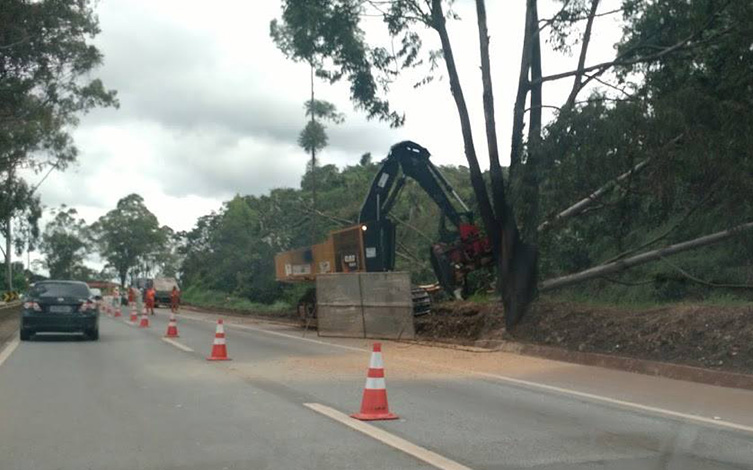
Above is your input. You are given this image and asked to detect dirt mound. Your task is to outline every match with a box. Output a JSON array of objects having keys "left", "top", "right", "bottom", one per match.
[
  {"left": 414, "top": 301, "right": 509, "bottom": 343},
  {"left": 415, "top": 299, "right": 753, "bottom": 375},
  {"left": 514, "top": 301, "right": 753, "bottom": 374}
]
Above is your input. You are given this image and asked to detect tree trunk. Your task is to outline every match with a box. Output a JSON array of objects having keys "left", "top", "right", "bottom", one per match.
[
  {"left": 430, "top": 0, "right": 498, "bottom": 250},
  {"left": 473, "top": 0, "right": 538, "bottom": 328},
  {"left": 310, "top": 64, "right": 317, "bottom": 245},
  {"left": 521, "top": 0, "right": 543, "bottom": 243},
  {"left": 565, "top": 0, "right": 600, "bottom": 108},
  {"left": 5, "top": 167, "right": 13, "bottom": 292},
  {"left": 509, "top": 0, "right": 535, "bottom": 179},
  {"left": 540, "top": 221, "right": 753, "bottom": 291},
  {"left": 474, "top": 0, "right": 508, "bottom": 237},
  {"left": 5, "top": 216, "right": 11, "bottom": 292}
]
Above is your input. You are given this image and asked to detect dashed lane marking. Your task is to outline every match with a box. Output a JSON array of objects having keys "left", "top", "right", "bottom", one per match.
[
  {"left": 304, "top": 403, "right": 472, "bottom": 470},
  {"left": 161, "top": 337, "right": 194, "bottom": 352}
]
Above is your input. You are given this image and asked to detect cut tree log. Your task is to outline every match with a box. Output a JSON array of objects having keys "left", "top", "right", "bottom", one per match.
[{"left": 540, "top": 221, "right": 753, "bottom": 291}]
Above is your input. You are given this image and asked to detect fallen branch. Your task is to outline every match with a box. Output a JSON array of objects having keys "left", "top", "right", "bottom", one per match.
[
  {"left": 540, "top": 221, "right": 753, "bottom": 291},
  {"left": 537, "top": 159, "right": 650, "bottom": 232},
  {"left": 538, "top": 133, "right": 684, "bottom": 232},
  {"left": 659, "top": 256, "right": 753, "bottom": 290}
]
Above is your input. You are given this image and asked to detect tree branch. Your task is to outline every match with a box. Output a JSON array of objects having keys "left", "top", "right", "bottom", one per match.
[
  {"left": 565, "top": 0, "right": 600, "bottom": 108},
  {"left": 659, "top": 256, "right": 753, "bottom": 290},
  {"left": 536, "top": 27, "right": 713, "bottom": 85},
  {"left": 541, "top": 221, "right": 753, "bottom": 291}
]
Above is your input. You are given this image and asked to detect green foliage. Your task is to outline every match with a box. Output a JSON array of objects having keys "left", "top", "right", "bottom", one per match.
[
  {"left": 180, "top": 157, "right": 484, "bottom": 302},
  {"left": 181, "top": 196, "right": 282, "bottom": 303},
  {"left": 298, "top": 120, "right": 328, "bottom": 155},
  {"left": 0, "top": 0, "right": 117, "bottom": 172},
  {"left": 305, "top": 99, "right": 345, "bottom": 123},
  {"left": 270, "top": 0, "right": 408, "bottom": 126},
  {"left": 90, "top": 194, "right": 166, "bottom": 286},
  {"left": 40, "top": 206, "right": 89, "bottom": 280},
  {"left": 181, "top": 285, "right": 291, "bottom": 315}
]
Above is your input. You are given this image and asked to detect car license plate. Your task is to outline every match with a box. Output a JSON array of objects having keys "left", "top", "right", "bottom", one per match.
[{"left": 49, "top": 305, "right": 73, "bottom": 313}]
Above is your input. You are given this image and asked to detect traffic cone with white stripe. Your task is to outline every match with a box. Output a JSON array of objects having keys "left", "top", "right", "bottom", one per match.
[
  {"left": 351, "top": 343, "right": 398, "bottom": 421},
  {"left": 138, "top": 306, "right": 150, "bottom": 328},
  {"left": 129, "top": 304, "right": 138, "bottom": 324},
  {"left": 113, "top": 303, "right": 122, "bottom": 318},
  {"left": 206, "top": 319, "right": 230, "bottom": 361},
  {"left": 164, "top": 312, "right": 179, "bottom": 338}
]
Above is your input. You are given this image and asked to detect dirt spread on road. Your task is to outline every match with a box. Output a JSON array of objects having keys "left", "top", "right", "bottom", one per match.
[{"left": 416, "top": 299, "right": 753, "bottom": 375}]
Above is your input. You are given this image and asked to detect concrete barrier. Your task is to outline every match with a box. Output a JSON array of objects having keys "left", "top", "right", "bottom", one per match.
[{"left": 317, "top": 272, "right": 414, "bottom": 339}]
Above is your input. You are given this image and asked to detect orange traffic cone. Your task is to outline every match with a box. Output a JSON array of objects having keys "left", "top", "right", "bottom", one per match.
[
  {"left": 113, "top": 303, "right": 122, "bottom": 318},
  {"left": 129, "top": 304, "right": 138, "bottom": 324},
  {"left": 138, "top": 307, "right": 150, "bottom": 328},
  {"left": 164, "top": 312, "right": 179, "bottom": 338},
  {"left": 351, "top": 343, "right": 398, "bottom": 421},
  {"left": 206, "top": 319, "right": 230, "bottom": 361}
]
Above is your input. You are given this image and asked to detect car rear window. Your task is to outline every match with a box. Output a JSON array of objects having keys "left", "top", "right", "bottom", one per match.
[{"left": 29, "top": 283, "right": 90, "bottom": 299}]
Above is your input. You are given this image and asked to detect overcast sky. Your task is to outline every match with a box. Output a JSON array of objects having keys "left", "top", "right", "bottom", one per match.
[{"left": 23, "top": 0, "right": 623, "bottom": 244}]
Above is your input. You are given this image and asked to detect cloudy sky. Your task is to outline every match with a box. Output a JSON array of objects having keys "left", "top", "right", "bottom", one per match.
[{"left": 25, "top": 0, "right": 623, "bottom": 239}]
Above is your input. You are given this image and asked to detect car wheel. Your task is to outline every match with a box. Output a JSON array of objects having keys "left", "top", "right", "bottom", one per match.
[
  {"left": 87, "top": 328, "right": 99, "bottom": 341},
  {"left": 20, "top": 329, "right": 31, "bottom": 341}
]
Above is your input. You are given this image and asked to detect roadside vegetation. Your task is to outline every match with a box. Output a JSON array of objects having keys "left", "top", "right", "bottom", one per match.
[{"left": 2, "top": 1, "right": 752, "bottom": 362}]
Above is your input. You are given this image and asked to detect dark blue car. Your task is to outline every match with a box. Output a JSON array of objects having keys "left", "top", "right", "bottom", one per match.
[{"left": 20, "top": 280, "right": 100, "bottom": 341}]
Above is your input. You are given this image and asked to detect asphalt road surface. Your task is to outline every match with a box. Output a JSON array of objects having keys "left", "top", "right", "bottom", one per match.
[{"left": 1, "top": 305, "right": 752, "bottom": 470}]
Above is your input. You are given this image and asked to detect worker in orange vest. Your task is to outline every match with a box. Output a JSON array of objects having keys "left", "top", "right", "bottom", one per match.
[
  {"left": 145, "top": 286, "right": 156, "bottom": 315},
  {"left": 170, "top": 286, "right": 180, "bottom": 313},
  {"left": 127, "top": 287, "right": 135, "bottom": 306}
]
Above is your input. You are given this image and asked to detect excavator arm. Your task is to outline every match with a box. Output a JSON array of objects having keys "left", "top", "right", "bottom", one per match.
[{"left": 358, "top": 141, "right": 493, "bottom": 295}]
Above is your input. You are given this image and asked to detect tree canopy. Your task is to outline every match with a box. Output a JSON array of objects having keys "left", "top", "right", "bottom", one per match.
[{"left": 90, "top": 194, "right": 166, "bottom": 287}]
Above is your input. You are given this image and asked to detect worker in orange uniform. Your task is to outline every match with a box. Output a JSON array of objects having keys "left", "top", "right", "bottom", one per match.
[
  {"left": 145, "top": 285, "right": 156, "bottom": 316},
  {"left": 170, "top": 286, "right": 180, "bottom": 313}
]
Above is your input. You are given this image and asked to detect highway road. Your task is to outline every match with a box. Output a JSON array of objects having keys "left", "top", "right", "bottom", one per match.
[{"left": 1, "top": 305, "right": 752, "bottom": 470}]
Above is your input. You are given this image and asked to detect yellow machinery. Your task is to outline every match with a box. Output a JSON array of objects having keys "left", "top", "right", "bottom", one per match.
[{"left": 275, "top": 225, "right": 367, "bottom": 282}]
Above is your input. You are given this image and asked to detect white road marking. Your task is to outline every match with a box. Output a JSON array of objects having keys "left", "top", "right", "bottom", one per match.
[
  {"left": 161, "top": 337, "right": 194, "bottom": 352},
  {"left": 179, "top": 314, "right": 365, "bottom": 353},
  {"left": 0, "top": 336, "right": 20, "bottom": 369},
  {"left": 304, "top": 403, "right": 472, "bottom": 470},
  {"left": 180, "top": 312, "right": 753, "bottom": 435}
]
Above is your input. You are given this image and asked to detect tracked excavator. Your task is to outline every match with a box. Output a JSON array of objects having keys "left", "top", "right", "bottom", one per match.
[{"left": 274, "top": 141, "right": 494, "bottom": 323}]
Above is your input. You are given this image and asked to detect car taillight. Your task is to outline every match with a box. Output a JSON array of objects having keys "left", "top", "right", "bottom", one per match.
[
  {"left": 80, "top": 300, "right": 95, "bottom": 312},
  {"left": 23, "top": 301, "right": 42, "bottom": 311}
]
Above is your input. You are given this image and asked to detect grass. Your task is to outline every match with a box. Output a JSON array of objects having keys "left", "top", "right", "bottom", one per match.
[{"left": 181, "top": 286, "right": 292, "bottom": 316}]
